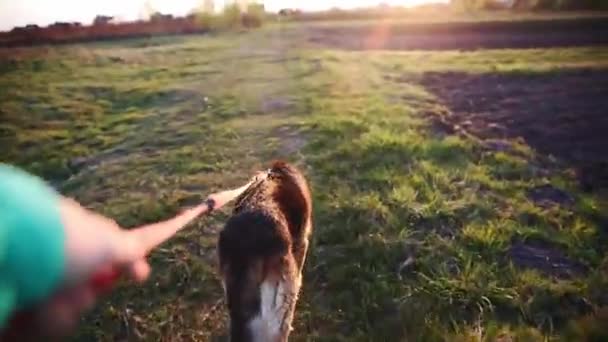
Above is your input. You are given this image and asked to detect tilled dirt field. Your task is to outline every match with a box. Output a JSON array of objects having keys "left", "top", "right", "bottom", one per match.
[
  {"left": 307, "top": 17, "right": 608, "bottom": 50},
  {"left": 307, "top": 16, "right": 608, "bottom": 195},
  {"left": 420, "top": 69, "right": 608, "bottom": 194}
]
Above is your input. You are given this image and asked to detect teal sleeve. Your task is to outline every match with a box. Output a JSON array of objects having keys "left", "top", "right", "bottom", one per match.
[{"left": 0, "top": 164, "right": 66, "bottom": 329}]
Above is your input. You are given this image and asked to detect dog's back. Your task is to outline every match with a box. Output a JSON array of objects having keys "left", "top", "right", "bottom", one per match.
[{"left": 218, "top": 161, "right": 312, "bottom": 342}]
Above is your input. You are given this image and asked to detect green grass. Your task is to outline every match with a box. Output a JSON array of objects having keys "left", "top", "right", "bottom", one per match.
[
  {"left": 1, "top": 23, "right": 607, "bottom": 341},
  {"left": 296, "top": 48, "right": 608, "bottom": 341}
]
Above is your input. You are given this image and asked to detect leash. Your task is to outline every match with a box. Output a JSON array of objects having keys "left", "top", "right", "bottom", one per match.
[{"left": 89, "top": 172, "right": 267, "bottom": 294}]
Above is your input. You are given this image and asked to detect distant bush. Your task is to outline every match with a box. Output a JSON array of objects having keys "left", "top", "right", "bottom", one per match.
[
  {"left": 193, "top": 4, "right": 265, "bottom": 31},
  {"left": 279, "top": 4, "right": 454, "bottom": 22},
  {"left": 241, "top": 13, "right": 262, "bottom": 28},
  {"left": 242, "top": 3, "right": 265, "bottom": 28},
  {"left": 221, "top": 4, "right": 243, "bottom": 29},
  {"left": 1, "top": 4, "right": 269, "bottom": 47},
  {"left": 194, "top": 12, "right": 218, "bottom": 30}
]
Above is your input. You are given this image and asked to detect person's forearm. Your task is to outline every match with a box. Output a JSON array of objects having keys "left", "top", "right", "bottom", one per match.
[{"left": 0, "top": 164, "right": 66, "bottom": 329}]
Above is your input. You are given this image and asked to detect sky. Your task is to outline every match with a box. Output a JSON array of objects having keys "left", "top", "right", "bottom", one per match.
[{"left": 0, "top": 0, "right": 445, "bottom": 31}]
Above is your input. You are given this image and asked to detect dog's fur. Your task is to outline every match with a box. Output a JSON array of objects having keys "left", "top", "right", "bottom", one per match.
[{"left": 218, "top": 161, "right": 313, "bottom": 342}]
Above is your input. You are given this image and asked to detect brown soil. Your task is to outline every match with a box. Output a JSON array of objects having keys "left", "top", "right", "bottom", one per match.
[
  {"left": 527, "top": 184, "right": 575, "bottom": 208},
  {"left": 508, "top": 240, "right": 588, "bottom": 279},
  {"left": 419, "top": 69, "right": 608, "bottom": 194},
  {"left": 306, "top": 17, "right": 608, "bottom": 50}
]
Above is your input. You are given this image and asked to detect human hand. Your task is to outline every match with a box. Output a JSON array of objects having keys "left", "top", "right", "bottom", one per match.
[
  {"left": 2, "top": 198, "right": 151, "bottom": 340},
  {"left": 1, "top": 174, "right": 259, "bottom": 340}
]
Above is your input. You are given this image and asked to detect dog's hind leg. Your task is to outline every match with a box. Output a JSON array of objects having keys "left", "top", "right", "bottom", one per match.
[{"left": 249, "top": 254, "right": 299, "bottom": 342}]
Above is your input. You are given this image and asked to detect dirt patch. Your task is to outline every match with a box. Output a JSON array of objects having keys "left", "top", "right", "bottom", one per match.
[
  {"left": 263, "top": 56, "right": 301, "bottom": 64},
  {"left": 419, "top": 69, "right": 608, "bottom": 194},
  {"left": 273, "top": 125, "right": 307, "bottom": 156},
  {"left": 261, "top": 97, "right": 294, "bottom": 113},
  {"left": 306, "top": 17, "right": 608, "bottom": 51},
  {"left": 410, "top": 214, "right": 463, "bottom": 239},
  {"left": 81, "top": 86, "right": 209, "bottom": 112},
  {"left": 508, "top": 240, "right": 587, "bottom": 279},
  {"left": 528, "top": 184, "right": 575, "bottom": 208},
  {"left": 66, "top": 142, "right": 164, "bottom": 179}
]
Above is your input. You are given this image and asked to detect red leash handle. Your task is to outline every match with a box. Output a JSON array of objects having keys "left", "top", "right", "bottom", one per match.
[{"left": 89, "top": 268, "right": 122, "bottom": 294}]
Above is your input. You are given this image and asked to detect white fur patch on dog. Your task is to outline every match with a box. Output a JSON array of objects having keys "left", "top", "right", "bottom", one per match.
[{"left": 248, "top": 279, "right": 289, "bottom": 342}]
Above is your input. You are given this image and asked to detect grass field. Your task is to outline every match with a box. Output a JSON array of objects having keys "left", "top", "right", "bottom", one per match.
[{"left": 1, "top": 19, "right": 608, "bottom": 341}]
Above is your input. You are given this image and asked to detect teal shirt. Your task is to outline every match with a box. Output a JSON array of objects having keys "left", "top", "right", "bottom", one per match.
[{"left": 0, "top": 164, "right": 66, "bottom": 328}]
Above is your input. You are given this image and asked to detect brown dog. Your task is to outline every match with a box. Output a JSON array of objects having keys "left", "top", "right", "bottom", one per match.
[{"left": 218, "top": 161, "right": 313, "bottom": 342}]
